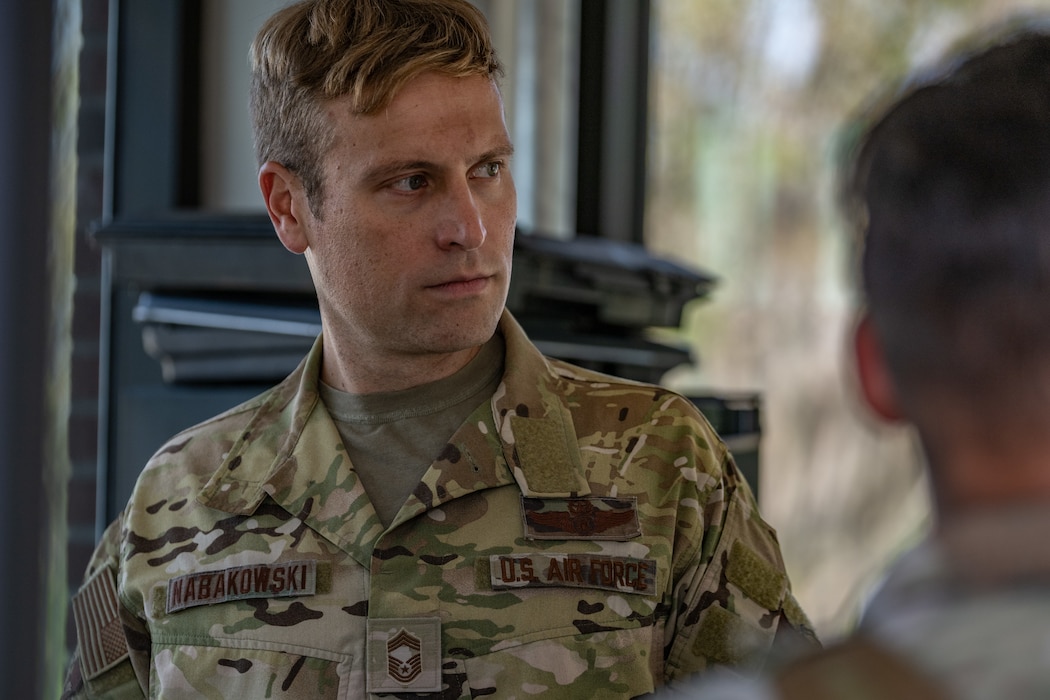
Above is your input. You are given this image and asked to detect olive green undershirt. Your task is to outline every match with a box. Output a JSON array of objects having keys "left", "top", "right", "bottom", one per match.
[{"left": 319, "top": 333, "right": 505, "bottom": 527}]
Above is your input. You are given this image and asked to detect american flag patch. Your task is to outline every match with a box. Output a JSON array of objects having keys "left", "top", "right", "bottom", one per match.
[{"left": 71, "top": 566, "right": 129, "bottom": 680}]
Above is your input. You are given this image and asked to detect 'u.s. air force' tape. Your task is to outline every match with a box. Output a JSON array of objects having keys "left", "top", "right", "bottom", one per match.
[{"left": 490, "top": 553, "right": 657, "bottom": 595}]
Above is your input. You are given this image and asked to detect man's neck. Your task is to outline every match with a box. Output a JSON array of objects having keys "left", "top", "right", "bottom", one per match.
[
  {"left": 319, "top": 335, "right": 484, "bottom": 395},
  {"left": 926, "top": 432, "right": 1050, "bottom": 519}
]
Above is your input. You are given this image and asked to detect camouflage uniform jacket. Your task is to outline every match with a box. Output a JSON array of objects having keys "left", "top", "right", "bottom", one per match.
[
  {"left": 682, "top": 506, "right": 1050, "bottom": 699},
  {"left": 852, "top": 505, "right": 1050, "bottom": 699},
  {"left": 65, "top": 311, "right": 815, "bottom": 699}
]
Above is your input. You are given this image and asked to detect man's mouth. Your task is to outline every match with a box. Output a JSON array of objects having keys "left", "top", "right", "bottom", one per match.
[{"left": 427, "top": 275, "right": 491, "bottom": 294}]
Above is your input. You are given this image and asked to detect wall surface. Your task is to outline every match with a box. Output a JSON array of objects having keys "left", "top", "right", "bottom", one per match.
[
  {"left": 66, "top": 0, "right": 111, "bottom": 651},
  {"left": 200, "top": 0, "right": 288, "bottom": 211}
]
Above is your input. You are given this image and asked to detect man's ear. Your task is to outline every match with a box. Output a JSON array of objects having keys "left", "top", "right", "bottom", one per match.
[
  {"left": 259, "top": 161, "right": 310, "bottom": 254},
  {"left": 853, "top": 312, "right": 905, "bottom": 422}
]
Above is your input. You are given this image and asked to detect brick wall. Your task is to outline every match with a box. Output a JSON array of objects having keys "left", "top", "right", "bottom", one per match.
[{"left": 66, "top": 0, "right": 110, "bottom": 649}]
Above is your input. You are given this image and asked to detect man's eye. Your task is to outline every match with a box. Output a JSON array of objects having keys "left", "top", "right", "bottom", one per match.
[
  {"left": 392, "top": 174, "right": 428, "bottom": 192},
  {"left": 473, "top": 162, "right": 501, "bottom": 178}
]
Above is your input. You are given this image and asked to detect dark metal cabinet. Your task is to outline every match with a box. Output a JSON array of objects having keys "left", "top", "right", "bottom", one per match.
[{"left": 95, "top": 215, "right": 758, "bottom": 527}]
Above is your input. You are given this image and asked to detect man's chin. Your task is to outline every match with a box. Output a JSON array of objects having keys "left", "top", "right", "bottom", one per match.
[{"left": 421, "top": 308, "right": 503, "bottom": 354}]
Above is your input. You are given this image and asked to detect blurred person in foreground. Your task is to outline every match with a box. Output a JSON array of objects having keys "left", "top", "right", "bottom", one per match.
[
  {"left": 62, "top": 1, "right": 817, "bottom": 697},
  {"left": 664, "top": 20, "right": 1050, "bottom": 700}
]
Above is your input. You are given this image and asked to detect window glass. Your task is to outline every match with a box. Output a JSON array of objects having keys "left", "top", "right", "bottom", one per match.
[{"left": 646, "top": 0, "right": 1050, "bottom": 636}]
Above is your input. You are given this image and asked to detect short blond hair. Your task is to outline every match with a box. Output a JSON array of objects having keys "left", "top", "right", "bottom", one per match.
[{"left": 250, "top": 0, "right": 503, "bottom": 213}]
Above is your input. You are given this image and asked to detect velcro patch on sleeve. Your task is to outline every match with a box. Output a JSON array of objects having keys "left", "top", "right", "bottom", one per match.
[
  {"left": 725, "top": 540, "right": 786, "bottom": 610},
  {"left": 782, "top": 591, "right": 813, "bottom": 630},
  {"left": 474, "top": 556, "right": 493, "bottom": 591},
  {"left": 692, "top": 605, "right": 770, "bottom": 666},
  {"left": 72, "top": 566, "right": 130, "bottom": 680}
]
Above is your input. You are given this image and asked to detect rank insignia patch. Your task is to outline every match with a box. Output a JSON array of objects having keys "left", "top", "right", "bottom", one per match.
[
  {"left": 71, "top": 566, "right": 129, "bottom": 680},
  {"left": 521, "top": 496, "right": 641, "bottom": 540},
  {"left": 367, "top": 617, "right": 442, "bottom": 693},
  {"left": 387, "top": 628, "right": 423, "bottom": 684}
]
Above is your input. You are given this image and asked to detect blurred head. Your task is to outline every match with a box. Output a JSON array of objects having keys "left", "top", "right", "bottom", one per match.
[
  {"left": 249, "top": 0, "right": 503, "bottom": 216},
  {"left": 843, "top": 28, "right": 1050, "bottom": 428}
]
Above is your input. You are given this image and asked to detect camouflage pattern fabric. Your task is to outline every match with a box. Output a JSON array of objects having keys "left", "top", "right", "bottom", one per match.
[
  {"left": 64, "top": 310, "right": 816, "bottom": 699},
  {"left": 851, "top": 508, "right": 1050, "bottom": 700},
  {"left": 678, "top": 506, "right": 1050, "bottom": 699}
]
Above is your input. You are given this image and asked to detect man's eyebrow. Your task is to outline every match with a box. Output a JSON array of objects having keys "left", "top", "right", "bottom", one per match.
[
  {"left": 361, "top": 144, "right": 516, "bottom": 184},
  {"left": 479, "top": 144, "right": 516, "bottom": 162},
  {"left": 361, "top": 160, "right": 435, "bottom": 185}
]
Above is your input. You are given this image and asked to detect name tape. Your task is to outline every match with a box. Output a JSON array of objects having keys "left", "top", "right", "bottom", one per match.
[{"left": 166, "top": 559, "right": 317, "bottom": 613}]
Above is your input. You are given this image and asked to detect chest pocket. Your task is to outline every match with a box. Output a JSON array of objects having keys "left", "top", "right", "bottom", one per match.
[
  {"left": 146, "top": 558, "right": 367, "bottom": 699},
  {"left": 456, "top": 563, "right": 666, "bottom": 699},
  {"left": 453, "top": 539, "right": 667, "bottom": 697},
  {"left": 151, "top": 639, "right": 352, "bottom": 699}
]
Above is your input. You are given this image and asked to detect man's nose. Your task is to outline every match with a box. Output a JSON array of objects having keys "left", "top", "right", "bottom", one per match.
[{"left": 436, "top": 181, "right": 487, "bottom": 251}]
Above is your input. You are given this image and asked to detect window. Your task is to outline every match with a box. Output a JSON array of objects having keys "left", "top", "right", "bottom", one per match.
[{"left": 646, "top": 0, "right": 1050, "bottom": 635}]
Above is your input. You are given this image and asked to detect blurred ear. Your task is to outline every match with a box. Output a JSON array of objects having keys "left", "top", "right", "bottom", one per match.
[
  {"left": 853, "top": 312, "right": 905, "bottom": 422},
  {"left": 259, "top": 161, "right": 310, "bottom": 254}
]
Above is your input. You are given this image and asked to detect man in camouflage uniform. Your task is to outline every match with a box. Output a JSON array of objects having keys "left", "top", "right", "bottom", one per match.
[
  {"left": 63, "top": 1, "right": 816, "bottom": 697},
  {"left": 673, "top": 22, "right": 1050, "bottom": 700}
]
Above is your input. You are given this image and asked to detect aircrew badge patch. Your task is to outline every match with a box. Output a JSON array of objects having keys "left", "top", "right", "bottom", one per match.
[
  {"left": 521, "top": 496, "right": 641, "bottom": 540},
  {"left": 71, "top": 566, "right": 129, "bottom": 680}
]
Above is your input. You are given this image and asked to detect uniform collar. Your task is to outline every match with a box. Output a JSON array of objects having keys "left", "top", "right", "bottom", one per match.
[
  {"left": 937, "top": 505, "right": 1050, "bottom": 586},
  {"left": 196, "top": 310, "right": 590, "bottom": 561},
  {"left": 863, "top": 504, "right": 1050, "bottom": 624},
  {"left": 491, "top": 311, "right": 591, "bottom": 498},
  {"left": 196, "top": 335, "right": 325, "bottom": 517}
]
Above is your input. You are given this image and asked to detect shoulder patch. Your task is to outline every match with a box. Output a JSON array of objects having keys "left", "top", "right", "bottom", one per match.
[
  {"left": 781, "top": 591, "right": 815, "bottom": 632},
  {"left": 71, "top": 566, "right": 129, "bottom": 680},
  {"left": 693, "top": 605, "right": 769, "bottom": 666},
  {"left": 725, "top": 540, "right": 786, "bottom": 610}
]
